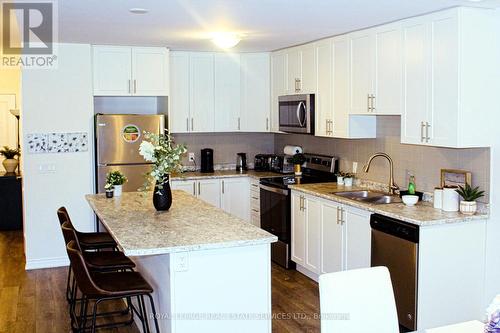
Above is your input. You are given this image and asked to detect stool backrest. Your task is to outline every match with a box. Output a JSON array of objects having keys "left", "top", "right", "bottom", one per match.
[
  {"left": 319, "top": 266, "right": 399, "bottom": 333},
  {"left": 57, "top": 207, "right": 74, "bottom": 229},
  {"left": 61, "top": 222, "right": 82, "bottom": 252},
  {"left": 66, "top": 240, "right": 104, "bottom": 297}
]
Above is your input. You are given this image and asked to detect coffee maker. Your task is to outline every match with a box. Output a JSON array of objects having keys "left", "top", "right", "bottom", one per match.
[
  {"left": 200, "top": 148, "right": 214, "bottom": 173},
  {"left": 236, "top": 153, "right": 247, "bottom": 173}
]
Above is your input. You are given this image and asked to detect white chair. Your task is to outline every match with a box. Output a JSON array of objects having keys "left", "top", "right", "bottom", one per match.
[{"left": 319, "top": 266, "right": 399, "bottom": 333}]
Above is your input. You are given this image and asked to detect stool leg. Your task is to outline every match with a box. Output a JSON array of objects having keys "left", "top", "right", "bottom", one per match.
[
  {"left": 146, "top": 294, "right": 161, "bottom": 333},
  {"left": 138, "top": 295, "right": 148, "bottom": 333},
  {"left": 90, "top": 299, "right": 101, "bottom": 333},
  {"left": 66, "top": 266, "right": 72, "bottom": 302}
]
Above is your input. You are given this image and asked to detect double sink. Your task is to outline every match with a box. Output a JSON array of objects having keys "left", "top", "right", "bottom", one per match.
[{"left": 333, "top": 190, "right": 402, "bottom": 205}]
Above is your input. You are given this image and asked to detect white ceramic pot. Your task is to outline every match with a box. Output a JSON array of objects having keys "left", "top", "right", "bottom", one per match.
[
  {"left": 2, "top": 159, "right": 18, "bottom": 173},
  {"left": 442, "top": 187, "right": 459, "bottom": 212},
  {"left": 460, "top": 200, "right": 477, "bottom": 215},
  {"left": 337, "top": 176, "right": 344, "bottom": 185},
  {"left": 344, "top": 177, "right": 353, "bottom": 187},
  {"left": 113, "top": 184, "right": 123, "bottom": 196}
]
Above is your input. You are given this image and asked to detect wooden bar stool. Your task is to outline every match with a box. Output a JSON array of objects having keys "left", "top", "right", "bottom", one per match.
[{"left": 66, "top": 240, "right": 160, "bottom": 333}]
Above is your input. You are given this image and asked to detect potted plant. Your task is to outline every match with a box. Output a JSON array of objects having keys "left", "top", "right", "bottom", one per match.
[
  {"left": 291, "top": 153, "right": 306, "bottom": 176},
  {"left": 0, "top": 146, "right": 20, "bottom": 173},
  {"left": 139, "top": 131, "right": 187, "bottom": 211},
  {"left": 336, "top": 171, "right": 346, "bottom": 185},
  {"left": 105, "top": 171, "right": 127, "bottom": 196},
  {"left": 456, "top": 184, "right": 484, "bottom": 215},
  {"left": 343, "top": 172, "right": 355, "bottom": 187}
]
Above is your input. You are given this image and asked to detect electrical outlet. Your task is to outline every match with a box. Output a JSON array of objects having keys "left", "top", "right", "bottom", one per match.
[
  {"left": 188, "top": 152, "right": 195, "bottom": 162},
  {"left": 352, "top": 162, "right": 358, "bottom": 174}
]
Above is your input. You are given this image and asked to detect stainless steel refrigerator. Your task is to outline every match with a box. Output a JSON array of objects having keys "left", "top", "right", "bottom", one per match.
[{"left": 95, "top": 114, "right": 165, "bottom": 193}]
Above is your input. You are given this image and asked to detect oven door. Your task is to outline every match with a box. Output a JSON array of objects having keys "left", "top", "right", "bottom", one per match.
[{"left": 278, "top": 94, "right": 314, "bottom": 134}]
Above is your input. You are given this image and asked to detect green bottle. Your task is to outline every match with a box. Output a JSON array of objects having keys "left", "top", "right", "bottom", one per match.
[{"left": 408, "top": 175, "right": 416, "bottom": 195}]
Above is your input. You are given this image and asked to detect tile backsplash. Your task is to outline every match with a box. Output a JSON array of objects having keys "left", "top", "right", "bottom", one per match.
[{"left": 275, "top": 116, "right": 490, "bottom": 203}]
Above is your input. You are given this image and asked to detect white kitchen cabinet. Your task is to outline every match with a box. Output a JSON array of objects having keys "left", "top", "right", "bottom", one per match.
[
  {"left": 240, "top": 53, "right": 271, "bottom": 132},
  {"left": 401, "top": 8, "right": 495, "bottom": 148},
  {"left": 92, "top": 46, "right": 132, "bottom": 96},
  {"left": 190, "top": 53, "right": 215, "bottom": 132},
  {"left": 343, "top": 206, "right": 372, "bottom": 270},
  {"left": 285, "top": 45, "right": 316, "bottom": 94},
  {"left": 221, "top": 178, "right": 250, "bottom": 222},
  {"left": 132, "top": 47, "right": 169, "bottom": 96},
  {"left": 170, "top": 179, "right": 197, "bottom": 196},
  {"left": 350, "top": 30, "right": 375, "bottom": 115},
  {"left": 197, "top": 178, "right": 221, "bottom": 208},
  {"left": 320, "top": 201, "right": 343, "bottom": 274},
  {"left": 374, "top": 24, "right": 403, "bottom": 115},
  {"left": 92, "top": 45, "right": 169, "bottom": 96},
  {"left": 169, "top": 52, "right": 191, "bottom": 133},
  {"left": 214, "top": 53, "right": 241, "bottom": 132},
  {"left": 314, "top": 38, "right": 334, "bottom": 138},
  {"left": 270, "top": 51, "right": 287, "bottom": 132},
  {"left": 304, "top": 197, "right": 321, "bottom": 274},
  {"left": 286, "top": 48, "right": 301, "bottom": 95},
  {"left": 291, "top": 192, "right": 306, "bottom": 266}
]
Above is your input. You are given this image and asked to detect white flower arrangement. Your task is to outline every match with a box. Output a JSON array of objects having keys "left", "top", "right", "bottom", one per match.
[
  {"left": 139, "top": 131, "right": 187, "bottom": 192},
  {"left": 486, "top": 295, "right": 500, "bottom": 332}
]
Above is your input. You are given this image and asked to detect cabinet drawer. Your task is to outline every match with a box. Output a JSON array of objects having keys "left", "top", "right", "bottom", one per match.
[
  {"left": 251, "top": 209, "right": 261, "bottom": 227},
  {"left": 251, "top": 196, "right": 260, "bottom": 209}
]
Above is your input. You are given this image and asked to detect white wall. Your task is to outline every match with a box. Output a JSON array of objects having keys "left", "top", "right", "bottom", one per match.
[{"left": 21, "top": 43, "right": 95, "bottom": 269}]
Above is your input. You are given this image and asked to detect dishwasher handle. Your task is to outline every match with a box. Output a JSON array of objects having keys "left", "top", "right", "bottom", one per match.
[{"left": 370, "top": 214, "right": 419, "bottom": 243}]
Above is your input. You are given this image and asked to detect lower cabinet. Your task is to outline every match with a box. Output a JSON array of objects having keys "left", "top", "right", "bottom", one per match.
[
  {"left": 291, "top": 190, "right": 372, "bottom": 279},
  {"left": 171, "top": 177, "right": 250, "bottom": 222}
]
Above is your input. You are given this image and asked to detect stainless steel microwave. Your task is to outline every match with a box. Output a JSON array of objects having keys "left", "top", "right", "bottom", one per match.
[{"left": 278, "top": 94, "right": 315, "bottom": 134}]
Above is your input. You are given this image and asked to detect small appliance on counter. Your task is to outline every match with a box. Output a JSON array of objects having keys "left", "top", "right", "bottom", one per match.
[
  {"left": 254, "top": 154, "right": 273, "bottom": 172},
  {"left": 236, "top": 153, "right": 248, "bottom": 173},
  {"left": 200, "top": 148, "right": 214, "bottom": 173}
]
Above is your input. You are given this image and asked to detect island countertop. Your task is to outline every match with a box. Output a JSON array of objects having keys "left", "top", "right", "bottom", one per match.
[{"left": 85, "top": 191, "right": 277, "bottom": 256}]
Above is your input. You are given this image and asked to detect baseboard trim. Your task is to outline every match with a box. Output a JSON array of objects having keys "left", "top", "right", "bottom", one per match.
[
  {"left": 25, "top": 256, "right": 69, "bottom": 270},
  {"left": 296, "top": 264, "right": 319, "bottom": 282}
]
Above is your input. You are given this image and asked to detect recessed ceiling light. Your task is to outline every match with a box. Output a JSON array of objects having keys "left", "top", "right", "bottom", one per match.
[
  {"left": 211, "top": 32, "right": 241, "bottom": 49},
  {"left": 129, "top": 8, "right": 149, "bottom": 14}
]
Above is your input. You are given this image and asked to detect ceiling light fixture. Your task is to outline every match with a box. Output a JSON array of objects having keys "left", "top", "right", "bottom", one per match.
[
  {"left": 129, "top": 8, "right": 149, "bottom": 14},
  {"left": 211, "top": 32, "right": 241, "bottom": 49}
]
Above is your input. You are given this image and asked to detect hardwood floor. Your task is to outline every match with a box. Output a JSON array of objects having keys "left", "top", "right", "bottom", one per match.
[{"left": 0, "top": 231, "right": 320, "bottom": 332}]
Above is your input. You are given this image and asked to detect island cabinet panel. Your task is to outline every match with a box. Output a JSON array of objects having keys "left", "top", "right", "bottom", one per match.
[{"left": 221, "top": 177, "right": 250, "bottom": 222}]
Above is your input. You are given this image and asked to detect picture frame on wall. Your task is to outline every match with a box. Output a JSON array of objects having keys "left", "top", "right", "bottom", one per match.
[{"left": 440, "top": 169, "right": 472, "bottom": 188}]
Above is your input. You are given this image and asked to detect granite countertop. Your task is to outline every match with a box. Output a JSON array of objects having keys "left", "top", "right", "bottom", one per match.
[
  {"left": 171, "top": 170, "right": 283, "bottom": 181},
  {"left": 85, "top": 191, "right": 277, "bottom": 256},
  {"left": 289, "top": 183, "right": 488, "bottom": 226}
]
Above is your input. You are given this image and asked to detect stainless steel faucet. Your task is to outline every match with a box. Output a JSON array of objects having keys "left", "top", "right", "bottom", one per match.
[{"left": 363, "top": 152, "right": 399, "bottom": 195}]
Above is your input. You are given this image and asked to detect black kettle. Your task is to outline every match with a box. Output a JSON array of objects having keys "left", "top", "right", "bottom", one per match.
[{"left": 236, "top": 153, "right": 247, "bottom": 173}]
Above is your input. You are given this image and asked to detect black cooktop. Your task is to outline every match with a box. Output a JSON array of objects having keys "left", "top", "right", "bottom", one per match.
[{"left": 260, "top": 173, "right": 335, "bottom": 190}]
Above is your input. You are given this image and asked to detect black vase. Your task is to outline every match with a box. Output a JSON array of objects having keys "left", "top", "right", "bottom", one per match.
[{"left": 153, "top": 177, "right": 172, "bottom": 211}]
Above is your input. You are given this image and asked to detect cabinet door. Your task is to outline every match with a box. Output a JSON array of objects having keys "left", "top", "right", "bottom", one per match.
[
  {"left": 92, "top": 46, "right": 132, "bottom": 96},
  {"left": 304, "top": 197, "right": 321, "bottom": 274},
  {"left": 375, "top": 24, "right": 403, "bottom": 115},
  {"left": 286, "top": 48, "right": 301, "bottom": 94},
  {"left": 332, "top": 36, "right": 350, "bottom": 138},
  {"left": 132, "top": 47, "right": 169, "bottom": 96},
  {"left": 429, "top": 14, "right": 459, "bottom": 147},
  {"left": 214, "top": 53, "right": 241, "bottom": 132},
  {"left": 350, "top": 31, "right": 375, "bottom": 115},
  {"left": 190, "top": 53, "right": 215, "bottom": 132},
  {"left": 197, "top": 179, "right": 221, "bottom": 208},
  {"left": 344, "top": 206, "right": 371, "bottom": 270},
  {"left": 291, "top": 192, "right": 306, "bottom": 265},
  {"left": 221, "top": 178, "right": 250, "bottom": 222},
  {"left": 300, "top": 45, "right": 317, "bottom": 93},
  {"left": 169, "top": 52, "right": 191, "bottom": 133},
  {"left": 315, "top": 39, "right": 333, "bottom": 137},
  {"left": 320, "top": 201, "right": 343, "bottom": 274},
  {"left": 402, "top": 20, "right": 430, "bottom": 145},
  {"left": 240, "top": 53, "right": 270, "bottom": 132},
  {"left": 271, "top": 51, "right": 287, "bottom": 132},
  {"left": 171, "top": 179, "right": 196, "bottom": 196}
]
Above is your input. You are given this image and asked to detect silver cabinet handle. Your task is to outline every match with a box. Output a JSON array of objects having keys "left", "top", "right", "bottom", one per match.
[
  {"left": 198, "top": 182, "right": 201, "bottom": 196},
  {"left": 336, "top": 206, "right": 340, "bottom": 224},
  {"left": 128, "top": 79, "right": 131, "bottom": 94},
  {"left": 340, "top": 207, "right": 345, "bottom": 224},
  {"left": 425, "top": 122, "right": 431, "bottom": 143},
  {"left": 371, "top": 94, "right": 376, "bottom": 112},
  {"left": 420, "top": 121, "right": 425, "bottom": 143},
  {"left": 191, "top": 118, "right": 194, "bottom": 131},
  {"left": 238, "top": 117, "right": 241, "bottom": 131},
  {"left": 367, "top": 94, "right": 371, "bottom": 112},
  {"left": 133, "top": 79, "right": 137, "bottom": 94},
  {"left": 222, "top": 180, "right": 225, "bottom": 194},
  {"left": 192, "top": 182, "right": 196, "bottom": 196},
  {"left": 266, "top": 118, "right": 269, "bottom": 131},
  {"left": 186, "top": 118, "right": 189, "bottom": 131}
]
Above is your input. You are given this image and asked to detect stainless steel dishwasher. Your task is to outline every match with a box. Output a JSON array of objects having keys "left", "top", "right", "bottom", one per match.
[{"left": 370, "top": 214, "right": 419, "bottom": 332}]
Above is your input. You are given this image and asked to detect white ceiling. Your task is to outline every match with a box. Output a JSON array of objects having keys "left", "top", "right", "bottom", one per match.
[{"left": 58, "top": 0, "right": 500, "bottom": 52}]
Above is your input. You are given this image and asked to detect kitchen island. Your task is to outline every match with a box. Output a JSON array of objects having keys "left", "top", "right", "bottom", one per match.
[{"left": 86, "top": 190, "right": 277, "bottom": 333}]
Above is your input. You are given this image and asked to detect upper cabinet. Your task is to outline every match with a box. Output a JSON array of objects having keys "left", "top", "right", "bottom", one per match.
[
  {"left": 285, "top": 45, "right": 317, "bottom": 94},
  {"left": 401, "top": 8, "right": 496, "bottom": 148},
  {"left": 270, "top": 51, "right": 287, "bottom": 132},
  {"left": 349, "top": 30, "right": 375, "bottom": 115},
  {"left": 92, "top": 46, "right": 169, "bottom": 96},
  {"left": 314, "top": 39, "right": 333, "bottom": 137},
  {"left": 169, "top": 51, "right": 270, "bottom": 134}
]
